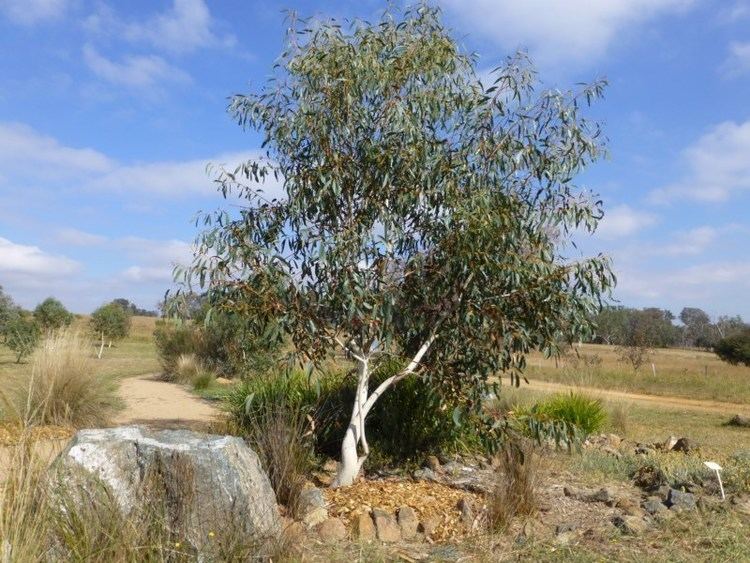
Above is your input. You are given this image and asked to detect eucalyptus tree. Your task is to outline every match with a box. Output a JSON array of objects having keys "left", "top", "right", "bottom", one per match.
[
  {"left": 90, "top": 301, "right": 132, "bottom": 358},
  {"left": 188, "top": 5, "right": 614, "bottom": 486}
]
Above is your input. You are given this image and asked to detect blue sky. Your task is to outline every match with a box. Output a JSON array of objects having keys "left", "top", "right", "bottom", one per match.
[{"left": 0, "top": 0, "right": 749, "bottom": 318}]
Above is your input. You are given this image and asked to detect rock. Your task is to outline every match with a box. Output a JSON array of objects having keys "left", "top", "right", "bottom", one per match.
[
  {"left": 372, "top": 508, "right": 401, "bottom": 542},
  {"left": 419, "top": 516, "right": 441, "bottom": 537},
  {"left": 353, "top": 511, "right": 376, "bottom": 541},
  {"left": 635, "top": 444, "right": 656, "bottom": 456},
  {"left": 728, "top": 414, "right": 750, "bottom": 428},
  {"left": 615, "top": 498, "right": 642, "bottom": 515},
  {"left": 633, "top": 465, "right": 668, "bottom": 491},
  {"left": 425, "top": 455, "right": 442, "bottom": 472},
  {"left": 442, "top": 461, "right": 467, "bottom": 476},
  {"left": 642, "top": 498, "right": 668, "bottom": 516},
  {"left": 555, "top": 522, "right": 577, "bottom": 535},
  {"left": 397, "top": 506, "right": 419, "bottom": 540},
  {"left": 672, "top": 438, "right": 693, "bottom": 454},
  {"left": 457, "top": 497, "right": 474, "bottom": 528},
  {"left": 316, "top": 518, "right": 347, "bottom": 542},
  {"left": 563, "top": 486, "right": 615, "bottom": 505},
  {"left": 322, "top": 458, "right": 338, "bottom": 473},
  {"left": 667, "top": 489, "right": 697, "bottom": 512},
  {"left": 49, "top": 426, "right": 279, "bottom": 552},
  {"left": 413, "top": 468, "right": 440, "bottom": 482},
  {"left": 611, "top": 515, "right": 647, "bottom": 535},
  {"left": 298, "top": 487, "right": 328, "bottom": 527},
  {"left": 663, "top": 436, "right": 679, "bottom": 451}
]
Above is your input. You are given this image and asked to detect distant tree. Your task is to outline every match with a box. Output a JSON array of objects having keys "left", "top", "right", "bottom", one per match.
[
  {"left": 714, "top": 315, "right": 746, "bottom": 340},
  {"left": 159, "top": 292, "right": 204, "bottom": 320},
  {"left": 714, "top": 328, "right": 750, "bottom": 367},
  {"left": 679, "top": 307, "right": 713, "bottom": 348},
  {"left": 5, "top": 316, "right": 41, "bottom": 363},
  {"left": 33, "top": 297, "right": 73, "bottom": 332},
  {"left": 592, "top": 306, "right": 629, "bottom": 345},
  {"left": 112, "top": 298, "right": 158, "bottom": 317},
  {"left": 0, "top": 285, "right": 21, "bottom": 342},
  {"left": 90, "top": 301, "right": 132, "bottom": 358}
]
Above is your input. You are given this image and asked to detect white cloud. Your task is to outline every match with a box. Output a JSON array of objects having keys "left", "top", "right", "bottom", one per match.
[
  {"left": 0, "top": 122, "right": 113, "bottom": 176},
  {"left": 720, "top": 41, "right": 750, "bottom": 77},
  {"left": 117, "top": 237, "right": 194, "bottom": 284},
  {"left": 0, "top": 0, "right": 68, "bottom": 25},
  {"left": 650, "top": 120, "right": 750, "bottom": 203},
  {"left": 0, "top": 121, "right": 276, "bottom": 199},
  {"left": 57, "top": 228, "right": 108, "bottom": 246},
  {"left": 597, "top": 204, "right": 657, "bottom": 239},
  {"left": 718, "top": 1, "right": 750, "bottom": 22},
  {"left": 0, "top": 236, "right": 79, "bottom": 277},
  {"left": 85, "top": 0, "right": 234, "bottom": 55},
  {"left": 91, "top": 150, "right": 283, "bottom": 198},
  {"left": 83, "top": 44, "right": 191, "bottom": 91},
  {"left": 654, "top": 226, "right": 718, "bottom": 256},
  {"left": 440, "top": 0, "right": 694, "bottom": 68}
]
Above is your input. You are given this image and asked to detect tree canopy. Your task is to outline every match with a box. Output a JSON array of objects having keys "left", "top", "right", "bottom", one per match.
[
  {"left": 33, "top": 297, "right": 73, "bottom": 332},
  {"left": 90, "top": 301, "right": 132, "bottom": 347},
  {"left": 187, "top": 4, "right": 615, "bottom": 485}
]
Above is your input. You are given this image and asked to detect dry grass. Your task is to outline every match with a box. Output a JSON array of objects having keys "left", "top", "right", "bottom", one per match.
[
  {"left": 525, "top": 343, "right": 750, "bottom": 404},
  {"left": 488, "top": 441, "right": 540, "bottom": 531},
  {"left": 239, "top": 401, "right": 313, "bottom": 517},
  {"left": 1, "top": 330, "right": 119, "bottom": 428}
]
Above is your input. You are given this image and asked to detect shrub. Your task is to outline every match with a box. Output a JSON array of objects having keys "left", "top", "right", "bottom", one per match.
[
  {"left": 4, "top": 330, "right": 119, "bottom": 427},
  {"left": 488, "top": 441, "right": 539, "bottom": 531},
  {"left": 531, "top": 392, "right": 606, "bottom": 438},
  {"left": 4, "top": 316, "right": 40, "bottom": 363},
  {"left": 33, "top": 297, "right": 73, "bottom": 332},
  {"left": 227, "top": 362, "right": 484, "bottom": 471},
  {"left": 153, "top": 320, "right": 200, "bottom": 377},
  {"left": 715, "top": 329, "right": 750, "bottom": 367},
  {"left": 153, "top": 314, "right": 280, "bottom": 379}
]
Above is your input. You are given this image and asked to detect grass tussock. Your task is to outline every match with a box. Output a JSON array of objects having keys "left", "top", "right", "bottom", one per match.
[
  {"left": 235, "top": 379, "right": 314, "bottom": 516},
  {"left": 488, "top": 441, "right": 540, "bottom": 531},
  {"left": 1, "top": 330, "right": 119, "bottom": 428}
]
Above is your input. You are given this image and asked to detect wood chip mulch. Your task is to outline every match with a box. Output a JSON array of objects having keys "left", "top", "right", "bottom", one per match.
[
  {"left": 0, "top": 423, "right": 74, "bottom": 446},
  {"left": 323, "top": 478, "right": 485, "bottom": 542}
]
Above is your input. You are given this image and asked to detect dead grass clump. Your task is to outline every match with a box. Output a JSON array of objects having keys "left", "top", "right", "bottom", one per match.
[
  {"left": 609, "top": 402, "right": 629, "bottom": 436},
  {"left": 174, "top": 353, "right": 201, "bottom": 384},
  {"left": 2, "top": 330, "right": 119, "bottom": 428},
  {"left": 0, "top": 435, "right": 51, "bottom": 562},
  {"left": 240, "top": 401, "right": 313, "bottom": 518},
  {"left": 488, "top": 441, "right": 539, "bottom": 532}
]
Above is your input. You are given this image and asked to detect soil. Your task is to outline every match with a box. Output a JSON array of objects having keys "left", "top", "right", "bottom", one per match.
[{"left": 112, "top": 373, "right": 220, "bottom": 431}]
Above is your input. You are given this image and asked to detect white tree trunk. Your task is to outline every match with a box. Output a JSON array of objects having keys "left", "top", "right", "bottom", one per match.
[
  {"left": 97, "top": 331, "right": 105, "bottom": 359},
  {"left": 331, "top": 334, "right": 437, "bottom": 488}
]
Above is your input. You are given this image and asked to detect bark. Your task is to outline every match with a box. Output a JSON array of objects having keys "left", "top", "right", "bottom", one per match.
[{"left": 332, "top": 333, "right": 437, "bottom": 487}]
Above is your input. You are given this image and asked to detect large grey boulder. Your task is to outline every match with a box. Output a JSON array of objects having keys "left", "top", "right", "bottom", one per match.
[{"left": 49, "top": 426, "right": 280, "bottom": 552}]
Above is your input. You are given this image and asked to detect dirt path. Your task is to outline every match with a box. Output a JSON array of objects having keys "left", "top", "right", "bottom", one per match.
[
  {"left": 528, "top": 379, "right": 749, "bottom": 414},
  {"left": 113, "top": 373, "right": 221, "bottom": 431}
]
